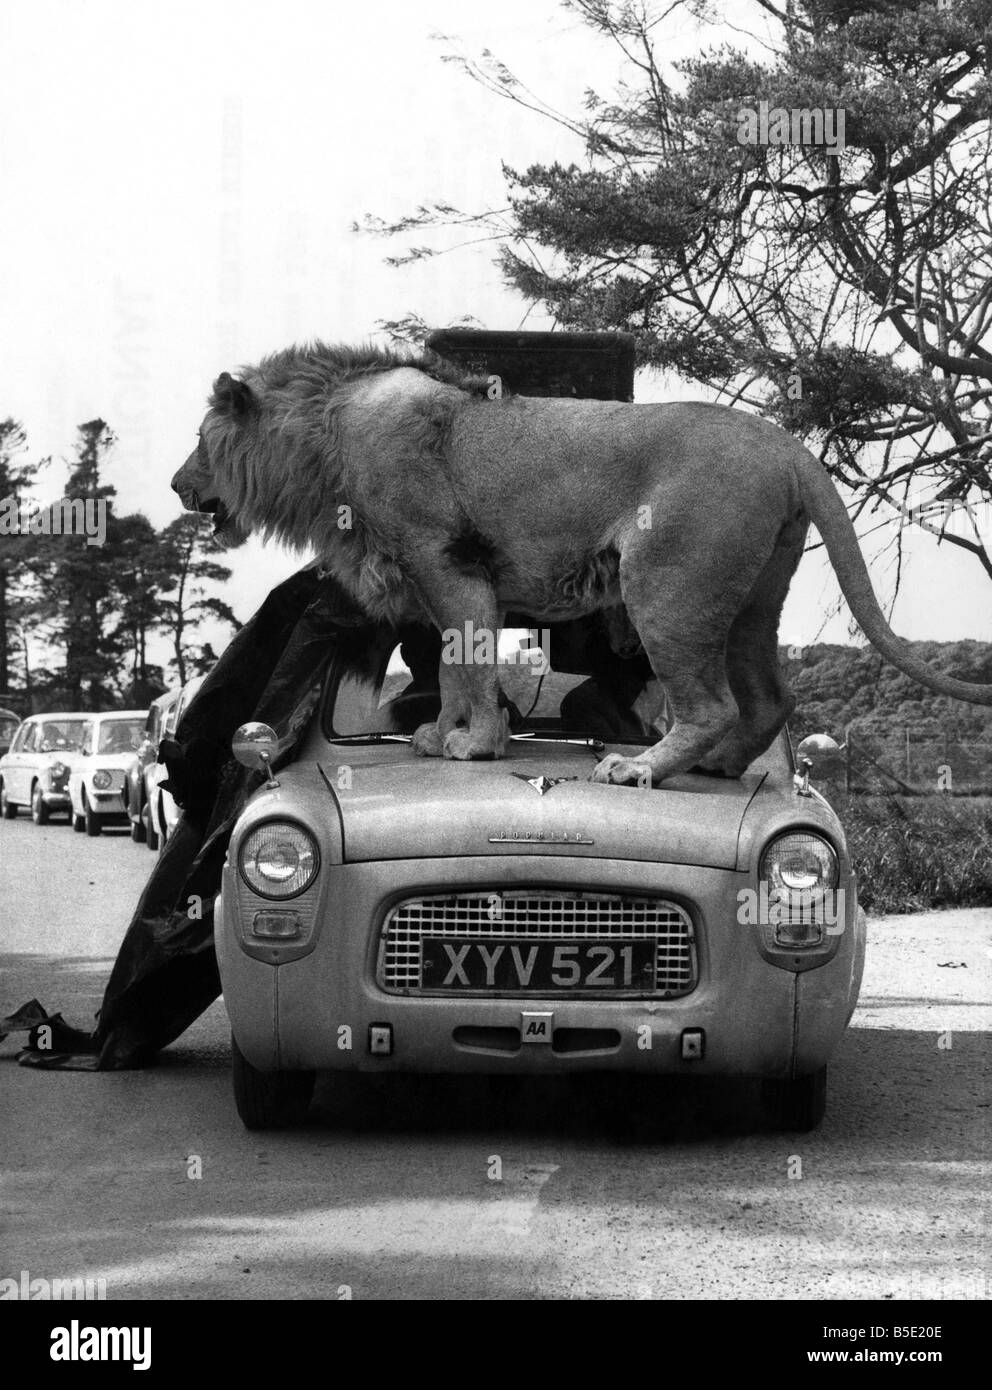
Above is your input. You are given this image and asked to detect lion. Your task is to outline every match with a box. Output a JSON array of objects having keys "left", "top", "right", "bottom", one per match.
[{"left": 171, "top": 341, "right": 992, "bottom": 786}]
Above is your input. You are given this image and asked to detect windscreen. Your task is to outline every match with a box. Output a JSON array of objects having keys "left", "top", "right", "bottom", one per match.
[
  {"left": 328, "top": 627, "right": 670, "bottom": 744},
  {"left": 37, "top": 720, "right": 88, "bottom": 753},
  {"left": 97, "top": 718, "right": 145, "bottom": 755}
]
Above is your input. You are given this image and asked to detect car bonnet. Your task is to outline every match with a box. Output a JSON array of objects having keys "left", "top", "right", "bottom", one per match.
[{"left": 318, "top": 740, "right": 767, "bottom": 868}]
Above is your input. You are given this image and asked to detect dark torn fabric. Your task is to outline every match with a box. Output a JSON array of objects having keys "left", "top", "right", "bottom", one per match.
[{"left": 10, "top": 564, "right": 386, "bottom": 1070}]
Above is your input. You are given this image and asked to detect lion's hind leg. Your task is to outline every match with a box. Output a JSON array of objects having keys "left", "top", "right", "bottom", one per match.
[
  {"left": 592, "top": 524, "right": 772, "bottom": 787},
  {"left": 591, "top": 634, "right": 739, "bottom": 786},
  {"left": 691, "top": 608, "right": 795, "bottom": 777},
  {"left": 693, "top": 521, "right": 805, "bottom": 777}
]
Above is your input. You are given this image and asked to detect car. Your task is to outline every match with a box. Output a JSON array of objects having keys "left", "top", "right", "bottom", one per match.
[
  {"left": 125, "top": 689, "right": 181, "bottom": 848},
  {"left": 148, "top": 676, "right": 205, "bottom": 849},
  {"left": 0, "top": 708, "right": 21, "bottom": 761},
  {"left": 0, "top": 712, "right": 89, "bottom": 824},
  {"left": 215, "top": 623, "right": 866, "bottom": 1132},
  {"left": 67, "top": 711, "right": 147, "bottom": 837}
]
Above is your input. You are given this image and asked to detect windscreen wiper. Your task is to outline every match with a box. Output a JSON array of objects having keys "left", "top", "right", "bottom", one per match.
[
  {"left": 511, "top": 732, "right": 606, "bottom": 752},
  {"left": 326, "top": 732, "right": 413, "bottom": 745}
]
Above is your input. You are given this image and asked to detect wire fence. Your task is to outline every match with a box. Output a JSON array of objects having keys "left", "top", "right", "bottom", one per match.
[{"left": 838, "top": 731, "right": 992, "bottom": 795}]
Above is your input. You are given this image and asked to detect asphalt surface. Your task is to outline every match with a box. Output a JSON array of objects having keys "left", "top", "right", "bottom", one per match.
[{"left": 1, "top": 813, "right": 989, "bottom": 1300}]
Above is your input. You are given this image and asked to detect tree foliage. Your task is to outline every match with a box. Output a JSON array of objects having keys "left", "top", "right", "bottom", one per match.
[
  {"left": 156, "top": 513, "right": 239, "bottom": 686},
  {"left": 1, "top": 419, "right": 240, "bottom": 711},
  {"left": 371, "top": 0, "right": 992, "bottom": 579},
  {"left": 0, "top": 417, "right": 39, "bottom": 698}
]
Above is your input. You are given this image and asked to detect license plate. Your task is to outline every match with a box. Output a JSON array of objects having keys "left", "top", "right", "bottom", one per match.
[{"left": 420, "top": 938, "right": 656, "bottom": 991}]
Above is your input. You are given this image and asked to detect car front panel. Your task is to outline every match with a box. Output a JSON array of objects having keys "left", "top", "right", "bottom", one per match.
[{"left": 218, "top": 849, "right": 863, "bottom": 1081}]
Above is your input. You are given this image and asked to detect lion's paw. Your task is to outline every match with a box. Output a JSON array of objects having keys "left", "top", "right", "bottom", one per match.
[
  {"left": 442, "top": 727, "right": 502, "bottom": 761},
  {"left": 590, "top": 754, "right": 654, "bottom": 787},
  {"left": 411, "top": 722, "right": 445, "bottom": 757}
]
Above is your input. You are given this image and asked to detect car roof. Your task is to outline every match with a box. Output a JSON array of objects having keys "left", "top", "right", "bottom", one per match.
[
  {"left": 151, "top": 689, "right": 182, "bottom": 711},
  {"left": 89, "top": 710, "right": 147, "bottom": 721}
]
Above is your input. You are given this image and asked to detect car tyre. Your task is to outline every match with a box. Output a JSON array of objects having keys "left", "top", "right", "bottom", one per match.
[
  {"left": 129, "top": 816, "right": 147, "bottom": 844},
  {"left": 144, "top": 803, "right": 160, "bottom": 851},
  {"left": 83, "top": 793, "right": 102, "bottom": 837},
  {"left": 72, "top": 809, "right": 85, "bottom": 832},
  {"left": 0, "top": 785, "right": 16, "bottom": 819},
  {"left": 31, "top": 784, "right": 50, "bottom": 826},
  {"left": 761, "top": 1066, "right": 827, "bottom": 1132},
  {"left": 231, "top": 1034, "right": 315, "bottom": 1130}
]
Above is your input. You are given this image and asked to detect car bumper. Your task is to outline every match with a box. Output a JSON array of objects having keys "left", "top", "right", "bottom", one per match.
[
  {"left": 87, "top": 791, "right": 127, "bottom": 816},
  {"left": 218, "top": 856, "right": 866, "bottom": 1080},
  {"left": 40, "top": 789, "right": 71, "bottom": 809}
]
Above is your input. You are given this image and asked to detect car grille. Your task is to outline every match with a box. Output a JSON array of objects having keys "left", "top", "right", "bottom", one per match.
[{"left": 379, "top": 889, "right": 697, "bottom": 996}]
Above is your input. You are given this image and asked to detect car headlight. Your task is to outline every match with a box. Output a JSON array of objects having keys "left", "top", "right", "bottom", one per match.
[
  {"left": 49, "top": 762, "right": 68, "bottom": 782},
  {"left": 239, "top": 822, "right": 319, "bottom": 899},
  {"left": 92, "top": 770, "right": 112, "bottom": 789},
  {"left": 759, "top": 831, "right": 839, "bottom": 945}
]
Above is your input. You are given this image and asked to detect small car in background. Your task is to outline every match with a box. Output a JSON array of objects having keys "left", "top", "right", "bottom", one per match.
[
  {"left": 0, "top": 713, "right": 89, "bottom": 824},
  {"left": 126, "top": 689, "right": 181, "bottom": 848},
  {"left": 0, "top": 708, "right": 21, "bottom": 761},
  {"left": 216, "top": 626, "right": 865, "bottom": 1133},
  {"left": 148, "top": 676, "right": 205, "bottom": 849},
  {"left": 68, "top": 711, "right": 147, "bottom": 837}
]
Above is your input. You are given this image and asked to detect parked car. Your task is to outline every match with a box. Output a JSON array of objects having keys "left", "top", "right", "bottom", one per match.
[
  {"left": 0, "top": 713, "right": 89, "bottom": 824},
  {"left": 0, "top": 708, "right": 21, "bottom": 761},
  {"left": 148, "top": 676, "right": 205, "bottom": 849},
  {"left": 215, "top": 626, "right": 865, "bottom": 1132},
  {"left": 125, "top": 689, "right": 181, "bottom": 848},
  {"left": 67, "top": 711, "right": 147, "bottom": 836}
]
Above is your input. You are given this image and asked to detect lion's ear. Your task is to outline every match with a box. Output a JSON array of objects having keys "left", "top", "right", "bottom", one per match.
[{"left": 211, "top": 371, "right": 254, "bottom": 417}]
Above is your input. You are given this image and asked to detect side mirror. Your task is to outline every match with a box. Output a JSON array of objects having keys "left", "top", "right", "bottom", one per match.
[
  {"left": 232, "top": 722, "right": 280, "bottom": 789},
  {"left": 794, "top": 733, "right": 843, "bottom": 796}
]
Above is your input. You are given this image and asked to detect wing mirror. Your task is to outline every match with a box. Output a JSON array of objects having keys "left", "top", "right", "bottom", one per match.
[
  {"left": 232, "top": 722, "right": 280, "bottom": 789},
  {"left": 794, "top": 733, "right": 843, "bottom": 797}
]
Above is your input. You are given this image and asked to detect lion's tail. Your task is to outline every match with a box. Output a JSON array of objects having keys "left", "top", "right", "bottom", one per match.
[{"left": 796, "top": 451, "right": 992, "bottom": 707}]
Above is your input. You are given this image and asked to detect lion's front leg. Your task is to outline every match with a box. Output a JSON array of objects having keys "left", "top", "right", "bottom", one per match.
[
  {"left": 411, "top": 660, "right": 469, "bottom": 757},
  {"left": 408, "top": 561, "right": 509, "bottom": 761}
]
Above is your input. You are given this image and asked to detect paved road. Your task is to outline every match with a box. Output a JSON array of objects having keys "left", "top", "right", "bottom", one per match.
[{"left": 1, "top": 814, "right": 989, "bottom": 1300}]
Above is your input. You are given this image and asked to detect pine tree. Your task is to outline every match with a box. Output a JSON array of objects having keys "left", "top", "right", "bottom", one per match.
[
  {"left": 156, "top": 513, "right": 240, "bottom": 684},
  {"left": 0, "top": 418, "right": 40, "bottom": 701}
]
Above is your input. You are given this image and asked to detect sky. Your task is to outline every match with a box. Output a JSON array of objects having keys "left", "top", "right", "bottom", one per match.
[{"left": 1, "top": 0, "right": 988, "bottom": 679}]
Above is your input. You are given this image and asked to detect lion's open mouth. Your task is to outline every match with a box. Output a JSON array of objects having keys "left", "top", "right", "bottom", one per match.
[{"left": 195, "top": 494, "right": 233, "bottom": 537}]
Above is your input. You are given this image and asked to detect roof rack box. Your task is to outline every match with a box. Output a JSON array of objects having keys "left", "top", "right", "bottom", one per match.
[{"left": 426, "top": 328, "right": 636, "bottom": 402}]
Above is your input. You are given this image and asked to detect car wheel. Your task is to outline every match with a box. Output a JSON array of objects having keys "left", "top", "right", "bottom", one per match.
[
  {"left": 72, "top": 811, "right": 85, "bottom": 833},
  {"left": 31, "top": 784, "right": 51, "bottom": 826},
  {"left": 145, "top": 803, "right": 160, "bottom": 851},
  {"left": 761, "top": 1066, "right": 827, "bottom": 1132},
  {"left": 83, "top": 794, "right": 102, "bottom": 837},
  {"left": 0, "top": 784, "right": 16, "bottom": 819},
  {"left": 231, "top": 1034, "right": 315, "bottom": 1130},
  {"left": 129, "top": 816, "right": 147, "bottom": 844}
]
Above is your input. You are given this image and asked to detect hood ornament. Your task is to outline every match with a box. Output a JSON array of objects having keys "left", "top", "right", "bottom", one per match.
[{"left": 512, "top": 774, "right": 579, "bottom": 796}]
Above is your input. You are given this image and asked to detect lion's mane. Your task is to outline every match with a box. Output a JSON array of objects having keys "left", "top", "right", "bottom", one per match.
[{"left": 199, "top": 342, "right": 490, "bottom": 623}]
